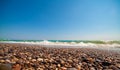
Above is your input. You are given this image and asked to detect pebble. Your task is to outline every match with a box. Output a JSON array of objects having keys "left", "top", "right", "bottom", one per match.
[
  {"left": 61, "top": 67, "right": 67, "bottom": 70},
  {"left": 90, "top": 67, "right": 96, "bottom": 70},
  {"left": 95, "top": 58, "right": 101, "bottom": 62},
  {"left": 12, "top": 64, "right": 21, "bottom": 70},
  {"left": 31, "top": 59, "right": 36, "bottom": 62},
  {"left": 37, "top": 58, "right": 43, "bottom": 61},
  {"left": 0, "top": 60, "right": 5, "bottom": 63},
  {"left": 37, "top": 68, "right": 44, "bottom": 70},
  {"left": 57, "top": 64, "right": 61, "bottom": 67},
  {"left": 60, "top": 60, "right": 65, "bottom": 64},
  {"left": 56, "top": 68, "right": 58, "bottom": 70},
  {"left": 87, "top": 57, "right": 94, "bottom": 63},
  {"left": 5, "top": 59, "right": 11, "bottom": 63},
  {"left": 115, "top": 63, "right": 120, "bottom": 68},
  {"left": 0, "top": 43, "right": 120, "bottom": 70},
  {"left": 76, "top": 65, "right": 81, "bottom": 70},
  {"left": 27, "top": 57, "right": 32, "bottom": 60},
  {"left": 67, "top": 59, "right": 73, "bottom": 63},
  {"left": 67, "top": 67, "right": 77, "bottom": 70},
  {"left": 25, "top": 61, "right": 30, "bottom": 64}
]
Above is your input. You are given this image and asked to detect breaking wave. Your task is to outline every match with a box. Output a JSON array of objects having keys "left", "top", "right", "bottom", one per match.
[{"left": 1, "top": 40, "right": 120, "bottom": 48}]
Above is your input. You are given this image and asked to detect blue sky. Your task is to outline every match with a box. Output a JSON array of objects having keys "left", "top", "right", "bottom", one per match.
[{"left": 0, "top": 0, "right": 120, "bottom": 40}]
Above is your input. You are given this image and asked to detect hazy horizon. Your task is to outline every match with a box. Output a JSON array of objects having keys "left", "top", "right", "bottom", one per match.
[{"left": 0, "top": 0, "right": 120, "bottom": 40}]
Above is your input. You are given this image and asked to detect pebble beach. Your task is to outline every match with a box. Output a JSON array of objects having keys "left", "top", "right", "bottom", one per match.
[{"left": 0, "top": 43, "right": 120, "bottom": 70}]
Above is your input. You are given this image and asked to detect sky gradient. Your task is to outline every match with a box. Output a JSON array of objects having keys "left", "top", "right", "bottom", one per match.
[{"left": 0, "top": 0, "right": 120, "bottom": 40}]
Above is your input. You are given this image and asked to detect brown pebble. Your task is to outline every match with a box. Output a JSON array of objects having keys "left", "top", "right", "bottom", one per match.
[
  {"left": 0, "top": 60, "right": 5, "bottom": 63},
  {"left": 115, "top": 63, "right": 120, "bottom": 68},
  {"left": 67, "top": 67, "right": 77, "bottom": 70},
  {"left": 90, "top": 67, "right": 96, "bottom": 70},
  {"left": 61, "top": 67, "right": 67, "bottom": 70},
  {"left": 12, "top": 64, "right": 21, "bottom": 70},
  {"left": 37, "top": 58, "right": 43, "bottom": 61}
]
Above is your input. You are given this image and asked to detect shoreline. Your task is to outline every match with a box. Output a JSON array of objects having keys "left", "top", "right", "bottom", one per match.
[
  {"left": 0, "top": 43, "right": 120, "bottom": 70},
  {"left": 0, "top": 42, "right": 120, "bottom": 51}
]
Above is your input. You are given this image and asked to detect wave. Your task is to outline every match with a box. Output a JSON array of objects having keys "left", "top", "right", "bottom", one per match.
[{"left": 1, "top": 40, "right": 120, "bottom": 48}]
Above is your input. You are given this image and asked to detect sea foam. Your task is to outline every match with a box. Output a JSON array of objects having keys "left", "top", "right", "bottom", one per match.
[{"left": 1, "top": 40, "right": 120, "bottom": 49}]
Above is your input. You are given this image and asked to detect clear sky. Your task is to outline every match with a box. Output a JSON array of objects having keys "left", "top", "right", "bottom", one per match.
[{"left": 0, "top": 0, "right": 120, "bottom": 40}]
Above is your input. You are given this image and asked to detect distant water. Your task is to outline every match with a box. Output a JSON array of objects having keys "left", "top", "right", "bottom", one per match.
[{"left": 0, "top": 40, "right": 120, "bottom": 50}]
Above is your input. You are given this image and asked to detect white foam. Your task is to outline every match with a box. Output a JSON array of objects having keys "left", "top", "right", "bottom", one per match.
[{"left": 1, "top": 40, "right": 120, "bottom": 49}]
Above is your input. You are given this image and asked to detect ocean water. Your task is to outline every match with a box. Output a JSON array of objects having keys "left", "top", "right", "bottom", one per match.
[{"left": 0, "top": 40, "right": 120, "bottom": 49}]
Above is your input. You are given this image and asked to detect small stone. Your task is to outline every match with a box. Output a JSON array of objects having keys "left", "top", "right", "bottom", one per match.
[
  {"left": 115, "top": 64, "right": 120, "bottom": 68},
  {"left": 61, "top": 67, "right": 67, "bottom": 70},
  {"left": 79, "top": 62, "right": 82, "bottom": 65},
  {"left": 5, "top": 59, "right": 11, "bottom": 63},
  {"left": 16, "top": 59, "right": 23, "bottom": 64},
  {"left": 60, "top": 60, "right": 65, "bottom": 64},
  {"left": 13, "top": 57, "right": 19, "bottom": 61},
  {"left": 95, "top": 58, "right": 101, "bottom": 62},
  {"left": 67, "top": 67, "right": 77, "bottom": 70},
  {"left": 11, "top": 59, "right": 16, "bottom": 64},
  {"left": 26, "top": 61, "right": 30, "bottom": 64},
  {"left": 57, "top": 64, "right": 61, "bottom": 67},
  {"left": 90, "top": 67, "right": 96, "bottom": 70},
  {"left": 12, "top": 64, "right": 21, "bottom": 70},
  {"left": 27, "top": 57, "right": 32, "bottom": 60},
  {"left": 37, "top": 58, "right": 43, "bottom": 61},
  {"left": 82, "top": 62, "right": 87, "bottom": 65},
  {"left": 37, "top": 68, "right": 44, "bottom": 70},
  {"left": 56, "top": 68, "right": 58, "bottom": 70},
  {"left": 0, "top": 60, "right": 5, "bottom": 63},
  {"left": 76, "top": 65, "right": 81, "bottom": 70},
  {"left": 11, "top": 61, "right": 16, "bottom": 64},
  {"left": 87, "top": 57, "right": 94, "bottom": 62},
  {"left": 31, "top": 59, "right": 36, "bottom": 62},
  {"left": 13, "top": 53, "right": 16, "bottom": 56},
  {"left": 67, "top": 59, "right": 73, "bottom": 63}
]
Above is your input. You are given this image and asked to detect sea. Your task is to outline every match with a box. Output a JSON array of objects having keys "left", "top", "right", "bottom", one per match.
[{"left": 0, "top": 40, "right": 120, "bottom": 49}]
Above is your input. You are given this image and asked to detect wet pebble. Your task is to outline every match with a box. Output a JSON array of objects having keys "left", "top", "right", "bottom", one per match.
[
  {"left": 37, "top": 58, "right": 43, "bottom": 62},
  {"left": 67, "top": 67, "right": 77, "bottom": 70},
  {"left": 31, "top": 59, "right": 36, "bottom": 62}
]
